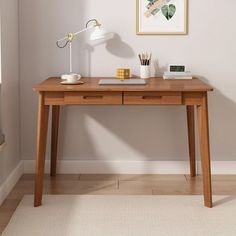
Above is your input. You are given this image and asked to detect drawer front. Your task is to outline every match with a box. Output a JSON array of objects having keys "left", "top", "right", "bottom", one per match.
[
  {"left": 64, "top": 92, "right": 122, "bottom": 105},
  {"left": 124, "top": 92, "right": 182, "bottom": 105}
]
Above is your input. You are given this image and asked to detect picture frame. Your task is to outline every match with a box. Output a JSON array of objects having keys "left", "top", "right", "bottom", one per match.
[{"left": 136, "top": 0, "right": 188, "bottom": 35}]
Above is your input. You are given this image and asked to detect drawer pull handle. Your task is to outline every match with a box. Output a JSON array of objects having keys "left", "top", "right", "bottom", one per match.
[
  {"left": 83, "top": 96, "right": 103, "bottom": 100},
  {"left": 142, "top": 96, "right": 162, "bottom": 100}
]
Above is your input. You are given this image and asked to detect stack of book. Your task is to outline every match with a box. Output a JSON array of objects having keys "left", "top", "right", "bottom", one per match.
[{"left": 163, "top": 71, "right": 193, "bottom": 80}]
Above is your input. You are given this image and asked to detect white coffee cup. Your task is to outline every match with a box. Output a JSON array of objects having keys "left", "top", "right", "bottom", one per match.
[
  {"left": 140, "top": 65, "right": 151, "bottom": 79},
  {"left": 61, "top": 74, "right": 81, "bottom": 83}
]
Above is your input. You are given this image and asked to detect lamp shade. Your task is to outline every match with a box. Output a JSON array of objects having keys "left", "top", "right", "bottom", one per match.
[{"left": 90, "top": 26, "right": 108, "bottom": 41}]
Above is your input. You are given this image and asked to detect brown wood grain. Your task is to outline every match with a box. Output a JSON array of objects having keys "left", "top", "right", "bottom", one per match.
[
  {"left": 51, "top": 106, "right": 60, "bottom": 176},
  {"left": 197, "top": 93, "right": 213, "bottom": 208},
  {"left": 183, "top": 92, "right": 204, "bottom": 105},
  {"left": 187, "top": 106, "right": 196, "bottom": 177},
  {"left": 64, "top": 92, "right": 122, "bottom": 105},
  {"left": 45, "top": 92, "right": 64, "bottom": 105},
  {"left": 34, "top": 93, "right": 49, "bottom": 207},
  {"left": 33, "top": 77, "right": 213, "bottom": 93},
  {"left": 124, "top": 92, "right": 182, "bottom": 105}
]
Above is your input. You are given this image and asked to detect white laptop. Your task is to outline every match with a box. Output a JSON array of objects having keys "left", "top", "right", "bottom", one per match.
[{"left": 99, "top": 79, "right": 147, "bottom": 85}]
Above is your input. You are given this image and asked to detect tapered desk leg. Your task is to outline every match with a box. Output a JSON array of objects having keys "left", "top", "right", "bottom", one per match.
[
  {"left": 187, "top": 106, "right": 196, "bottom": 177},
  {"left": 197, "top": 93, "right": 213, "bottom": 208},
  {"left": 51, "top": 106, "right": 60, "bottom": 176},
  {"left": 34, "top": 93, "right": 49, "bottom": 207}
]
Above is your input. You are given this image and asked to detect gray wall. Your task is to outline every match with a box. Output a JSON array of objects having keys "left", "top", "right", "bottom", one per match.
[
  {"left": 0, "top": 0, "right": 20, "bottom": 185},
  {"left": 19, "top": 0, "right": 236, "bottom": 162}
]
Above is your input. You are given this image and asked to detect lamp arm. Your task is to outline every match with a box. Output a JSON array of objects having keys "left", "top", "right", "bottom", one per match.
[
  {"left": 56, "top": 19, "right": 101, "bottom": 48},
  {"left": 73, "top": 25, "right": 94, "bottom": 38},
  {"left": 56, "top": 26, "right": 94, "bottom": 49},
  {"left": 56, "top": 19, "right": 101, "bottom": 43},
  {"left": 56, "top": 25, "right": 94, "bottom": 44}
]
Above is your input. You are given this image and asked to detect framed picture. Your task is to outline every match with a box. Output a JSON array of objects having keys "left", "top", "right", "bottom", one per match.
[{"left": 136, "top": 0, "right": 188, "bottom": 35}]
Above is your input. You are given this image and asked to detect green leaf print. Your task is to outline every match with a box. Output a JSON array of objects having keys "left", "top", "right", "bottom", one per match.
[{"left": 161, "top": 4, "right": 176, "bottom": 20}]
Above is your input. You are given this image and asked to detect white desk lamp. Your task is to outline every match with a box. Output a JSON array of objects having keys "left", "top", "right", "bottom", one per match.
[{"left": 56, "top": 19, "right": 109, "bottom": 80}]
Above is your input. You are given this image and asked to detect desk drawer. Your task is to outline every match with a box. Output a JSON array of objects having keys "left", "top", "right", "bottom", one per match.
[
  {"left": 64, "top": 92, "right": 122, "bottom": 105},
  {"left": 124, "top": 92, "right": 182, "bottom": 105}
]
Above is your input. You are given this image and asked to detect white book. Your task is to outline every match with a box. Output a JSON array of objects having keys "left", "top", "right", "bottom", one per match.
[
  {"left": 163, "top": 76, "right": 193, "bottom": 80},
  {"left": 163, "top": 71, "right": 193, "bottom": 80}
]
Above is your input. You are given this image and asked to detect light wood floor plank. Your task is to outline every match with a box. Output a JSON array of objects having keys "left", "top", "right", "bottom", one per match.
[
  {"left": 20, "top": 174, "right": 80, "bottom": 181},
  {"left": 186, "top": 175, "right": 236, "bottom": 195},
  {"left": 80, "top": 174, "right": 186, "bottom": 182}
]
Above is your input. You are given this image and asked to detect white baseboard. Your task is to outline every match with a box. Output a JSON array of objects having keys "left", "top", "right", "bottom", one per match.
[
  {"left": 0, "top": 162, "right": 24, "bottom": 206},
  {"left": 23, "top": 160, "right": 236, "bottom": 175}
]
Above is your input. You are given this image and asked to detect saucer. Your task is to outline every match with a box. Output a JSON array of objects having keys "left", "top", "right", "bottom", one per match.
[{"left": 61, "top": 81, "right": 84, "bottom": 85}]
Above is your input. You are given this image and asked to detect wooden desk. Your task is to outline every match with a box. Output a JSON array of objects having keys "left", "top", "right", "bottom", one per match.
[{"left": 33, "top": 77, "right": 214, "bottom": 208}]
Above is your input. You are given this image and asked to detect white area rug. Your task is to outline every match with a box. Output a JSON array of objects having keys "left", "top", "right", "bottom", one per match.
[{"left": 2, "top": 195, "right": 236, "bottom": 236}]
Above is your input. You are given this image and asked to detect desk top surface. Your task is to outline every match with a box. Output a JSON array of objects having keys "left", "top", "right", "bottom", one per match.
[{"left": 33, "top": 77, "right": 214, "bottom": 92}]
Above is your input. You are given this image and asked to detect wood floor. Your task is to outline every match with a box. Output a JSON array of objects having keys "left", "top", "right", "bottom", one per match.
[{"left": 1, "top": 174, "right": 236, "bottom": 234}]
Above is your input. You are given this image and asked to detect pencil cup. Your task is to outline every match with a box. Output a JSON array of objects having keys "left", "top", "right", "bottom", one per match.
[{"left": 140, "top": 65, "right": 151, "bottom": 79}]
